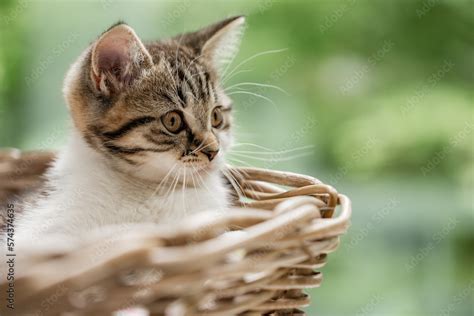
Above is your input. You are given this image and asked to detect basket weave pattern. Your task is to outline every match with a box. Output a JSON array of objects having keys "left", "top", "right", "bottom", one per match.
[{"left": 0, "top": 150, "right": 351, "bottom": 315}]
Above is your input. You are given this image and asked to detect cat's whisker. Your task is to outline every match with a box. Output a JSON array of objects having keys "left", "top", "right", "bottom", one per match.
[
  {"left": 222, "top": 48, "right": 288, "bottom": 83},
  {"left": 191, "top": 140, "right": 218, "bottom": 156},
  {"left": 220, "top": 33, "right": 245, "bottom": 81},
  {"left": 226, "top": 162, "right": 255, "bottom": 201},
  {"left": 225, "top": 82, "right": 289, "bottom": 95},
  {"left": 146, "top": 163, "right": 178, "bottom": 201},
  {"left": 226, "top": 90, "right": 278, "bottom": 111},
  {"left": 189, "top": 165, "right": 201, "bottom": 198},
  {"left": 227, "top": 157, "right": 253, "bottom": 168},
  {"left": 228, "top": 166, "right": 253, "bottom": 195},
  {"left": 221, "top": 69, "right": 253, "bottom": 85},
  {"left": 133, "top": 163, "right": 178, "bottom": 213},
  {"left": 163, "top": 167, "right": 181, "bottom": 208},
  {"left": 228, "top": 166, "right": 250, "bottom": 181},
  {"left": 222, "top": 168, "right": 245, "bottom": 204},
  {"left": 174, "top": 33, "right": 185, "bottom": 79},
  {"left": 193, "top": 170, "right": 209, "bottom": 193},
  {"left": 193, "top": 168, "right": 218, "bottom": 204},
  {"left": 161, "top": 172, "right": 176, "bottom": 201},
  {"left": 188, "top": 70, "right": 208, "bottom": 81},
  {"left": 179, "top": 65, "right": 201, "bottom": 104},
  {"left": 162, "top": 60, "right": 179, "bottom": 94},
  {"left": 232, "top": 142, "right": 294, "bottom": 152},
  {"left": 192, "top": 167, "right": 205, "bottom": 188},
  {"left": 185, "top": 52, "right": 206, "bottom": 73},
  {"left": 181, "top": 167, "right": 187, "bottom": 215},
  {"left": 230, "top": 145, "right": 314, "bottom": 156},
  {"left": 194, "top": 141, "right": 217, "bottom": 154},
  {"left": 190, "top": 134, "right": 211, "bottom": 155},
  {"left": 230, "top": 150, "right": 311, "bottom": 156},
  {"left": 189, "top": 167, "right": 197, "bottom": 191},
  {"left": 167, "top": 168, "right": 183, "bottom": 210},
  {"left": 222, "top": 171, "right": 239, "bottom": 199},
  {"left": 189, "top": 166, "right": 206, "bottom": 211},
  {"left": 229, "top": 151, "right": 313, "bottom": 162}
]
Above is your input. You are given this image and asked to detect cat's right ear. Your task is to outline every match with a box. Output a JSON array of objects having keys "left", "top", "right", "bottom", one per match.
[
  {"left": 178, "top": 16, "right": 246, "bottom": 76},
  {"left": 90, "top": 23, "right": 153, "bottom": 97}
]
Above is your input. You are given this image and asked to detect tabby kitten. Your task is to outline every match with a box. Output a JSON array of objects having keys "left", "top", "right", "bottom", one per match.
[{"left": 16, "top": 16, "right": 245, "bottom": 239}]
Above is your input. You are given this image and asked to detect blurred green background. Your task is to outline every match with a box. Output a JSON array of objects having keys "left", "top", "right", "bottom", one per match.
[{"left": 0, "top": 0, "right": 473, "bottom": 315}]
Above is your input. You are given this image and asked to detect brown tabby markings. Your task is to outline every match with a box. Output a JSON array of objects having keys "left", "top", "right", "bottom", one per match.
[{"left": 66, "top": 17, "right": 241, "bottom": 166}]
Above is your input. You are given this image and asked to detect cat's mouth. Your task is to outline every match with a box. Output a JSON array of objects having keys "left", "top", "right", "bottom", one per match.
[
  {"left": 180, "top": 156, "right": 212, "bottom": 172},
  {"left": 181, "top": 156, "right": 201, "bottom": 164}
]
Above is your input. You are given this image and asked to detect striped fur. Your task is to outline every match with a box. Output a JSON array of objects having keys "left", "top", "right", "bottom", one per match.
[
  {"left": 13, "top": 17, "right": 246, "bottom": 243},
  {"left": 63, "top": 16, "right": 245, "bottom": 178}
]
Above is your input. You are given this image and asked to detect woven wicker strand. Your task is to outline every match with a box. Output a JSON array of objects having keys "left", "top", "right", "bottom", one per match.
[{"left": 0, "top": 150, "right": 351, "bottom": 316}]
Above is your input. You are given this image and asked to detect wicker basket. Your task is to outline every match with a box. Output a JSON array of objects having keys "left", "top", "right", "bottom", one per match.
[{"left": 0, "top": 149, "right": 351, "bottom": 316}]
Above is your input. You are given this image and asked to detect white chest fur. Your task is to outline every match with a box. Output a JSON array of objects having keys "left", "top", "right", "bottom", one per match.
[{"left": 16, "top": 132, "right": 229, "bottom": 241}]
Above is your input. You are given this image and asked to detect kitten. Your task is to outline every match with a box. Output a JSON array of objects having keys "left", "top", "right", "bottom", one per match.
[{"left": 15, "top": 16, "right": 245, "bottom": 241}]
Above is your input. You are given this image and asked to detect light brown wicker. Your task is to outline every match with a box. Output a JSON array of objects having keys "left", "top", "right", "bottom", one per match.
[{"left": 0, "top": 150, "right": 351, "bottom": 316}]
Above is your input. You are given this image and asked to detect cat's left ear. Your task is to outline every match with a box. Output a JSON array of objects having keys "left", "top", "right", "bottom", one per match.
[{"left": 181, "top": 16, "right": 246, "bottom": 75}]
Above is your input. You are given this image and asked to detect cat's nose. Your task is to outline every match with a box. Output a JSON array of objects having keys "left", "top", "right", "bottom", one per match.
[{"left": 202, "top": 149, "right": 219, "bottom": 161}]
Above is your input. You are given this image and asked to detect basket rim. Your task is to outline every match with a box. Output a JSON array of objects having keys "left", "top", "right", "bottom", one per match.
[{"left": 0, "top": 148, "right": 352, "bottom": 315}]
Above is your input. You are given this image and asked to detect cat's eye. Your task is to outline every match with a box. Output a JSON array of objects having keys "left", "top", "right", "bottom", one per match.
[
  {"left": 211, "top": 107, "right": 224, "bottom": 128},
  {"left": 162, "top": 111, "right": 183, "bottom": 133}
]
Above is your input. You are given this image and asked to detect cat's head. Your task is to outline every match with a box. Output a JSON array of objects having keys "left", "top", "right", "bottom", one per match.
[{"left": 64, "top": 16, "right": 245, "bottom": 182}]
